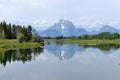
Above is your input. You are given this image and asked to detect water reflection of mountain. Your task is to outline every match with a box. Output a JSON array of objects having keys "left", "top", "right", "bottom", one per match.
[
  {"left": 45, "top": 42, "right": 120, "bottom": 61},
  {"left": 0, "top": 47, "right": 43, "bottom": 67},
  {"left": 45, "top": 42, "right": 85, "bottom": 61}
]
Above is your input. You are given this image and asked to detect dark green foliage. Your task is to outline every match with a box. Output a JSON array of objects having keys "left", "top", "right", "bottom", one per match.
[
  {"left": 7, "top": 24, "right": 12, "bottom": 39},
  {"left": 81, "top": 44, "right": 120, "bottom": 51},
  {"left": 0, "top": 21, "right": 44, "bottom": 43},
  {"left": 17, "top": 33, "right": 24, "bottom": 43},
  {"left": 56, "top": 36, "right": 63, "bottom": 39},
  {"left": 32, "top": 35, "right": 44, "bottom": 43},
  {"left": 12, "top": 25, "right": 17, "bottom": 39},
  {"left": 0, "top": 21, "right": 17, "bottom": 39},
  {"left": 98, "top": 32, "right": 111, "bottom": 40},
  {"left": 3, "top": 21, "right": 8, "bottom": 39},
  {"left": 32, "top": 30, "right": 44, "bottom": 43},
  {"left": 20, "top": 26, "right": 28, "bottom": 41},
  {"left": 26, "top": 25, "right": 32, "bottom": 41},
  {"left": 54, "top": 32, "right": 120, "bottom": 40}
]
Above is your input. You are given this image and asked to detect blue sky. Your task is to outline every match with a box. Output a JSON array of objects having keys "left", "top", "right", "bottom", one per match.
[{"left": 0, "top": 0, "right": 120, "bottom": 30}]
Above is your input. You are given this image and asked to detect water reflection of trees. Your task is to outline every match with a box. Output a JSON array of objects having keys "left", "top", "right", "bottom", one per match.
[
  {"left": 0, "top": 47, "right": 43, "bottom": 67},
  {"left": 53, "top": 40, "right": 120, "bottom": 51},
  {"left": 80, "top": 44, "right": 120, "bottom": 51}
]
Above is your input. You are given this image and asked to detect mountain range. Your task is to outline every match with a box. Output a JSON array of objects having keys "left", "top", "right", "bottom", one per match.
[{"left": 39, "top": 19, "right": 120, "bottom": 37}]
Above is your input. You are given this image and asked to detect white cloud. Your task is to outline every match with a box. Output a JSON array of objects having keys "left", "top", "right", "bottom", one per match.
[
  {"left": 0, "top": 0, "right": 120, "bottom": 30},
  {"left": 33, "top": 19, "right": 47, "bottom": 26},
  {"left": 76, "top": 16, "right": 120, "bottom": 30},
  {"left": 31, "top": 19, "right": 49, "bottom": 30},
  {"left": 40, "top": 55, "right": 47, "bottom": 61},
  {"left": 40, "top": 19, "right": 47, "bottom": 25},
  {"left": 33, "top": 19, "right": 40, "bottom": 24}
]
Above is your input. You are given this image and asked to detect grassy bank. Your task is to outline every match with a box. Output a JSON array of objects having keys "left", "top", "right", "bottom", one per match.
[
  {"left": 0, "top": 39, "right": 44, "bottom": 52},
  {"left": 45, "top": 39, "right": 120, "bottom": 45}
]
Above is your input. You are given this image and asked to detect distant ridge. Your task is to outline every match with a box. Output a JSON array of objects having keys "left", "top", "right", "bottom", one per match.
[
  {"left": 39, "top": 19, "right": 120, "bottom": 37},
  {"left": 98, "top": 25, "right": 120, "bottom": 33}
]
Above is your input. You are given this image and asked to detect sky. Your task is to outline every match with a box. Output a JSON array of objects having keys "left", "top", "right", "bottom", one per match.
[{"left": 0, "top": 0, "right": 120, "bottom": 30}]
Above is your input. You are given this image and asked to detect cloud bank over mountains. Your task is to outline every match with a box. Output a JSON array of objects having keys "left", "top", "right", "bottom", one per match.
[{"left": 0, "top": 0, "right": 120, "bottom": 30}]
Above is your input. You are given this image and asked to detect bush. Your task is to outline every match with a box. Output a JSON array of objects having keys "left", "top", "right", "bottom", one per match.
[
  {"left": 32, "top": 34, "right": 44, "bottom": 43},
  {"left": 17, "top": 33, "right": 24, "bottom": 43}
]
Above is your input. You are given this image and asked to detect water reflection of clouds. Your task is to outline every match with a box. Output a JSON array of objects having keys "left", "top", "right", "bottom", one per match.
[
  {"left": 45, "top": 42, "right": 120, "bottom": 64},
  {"left": 39, "top": 50, "right": 59, "bottom": 62},
  {"left": 1, "top": 44, "right": 120, "bottom": 80},
  {"left": 72, "top": 48, "right": 120, "bottom": 66},
  {"left": 40, "top": 54, "right": 47, "bottom": 61}
]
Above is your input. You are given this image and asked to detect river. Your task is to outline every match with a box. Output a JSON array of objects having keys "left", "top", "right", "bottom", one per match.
[{"left": 0, "top": 41, "right": 120, "bottom": 80}]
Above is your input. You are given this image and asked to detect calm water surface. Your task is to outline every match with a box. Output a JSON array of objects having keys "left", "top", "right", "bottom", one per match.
[{"left": 0, "top": 41, "right": 120, "bottom": 80}]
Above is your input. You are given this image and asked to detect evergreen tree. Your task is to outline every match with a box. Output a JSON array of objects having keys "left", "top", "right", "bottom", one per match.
[
  {"left": 7, "top": 24, "right": 12, "bottom": 39},
  {"left": 12, "top": 25, "right": 17, "bottom": 39},
  {"left": 3, "top": 21, "right": 8, "bottom": 39},
  {"left": 0, "top": 21, "right": 44, "bottom": 43},
  {"left": 27, "top": 25, "right": 32, "bottom": 41}
]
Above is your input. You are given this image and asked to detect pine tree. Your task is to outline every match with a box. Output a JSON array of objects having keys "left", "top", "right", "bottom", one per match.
[
  {"left": 27, "top": 25, "right": 32, "bottom": 41},
  {"left": 3, "top": 21, "right": 8, "bottom": 39},
  {"left": 12, "top": 25, "right": 17, "bottom": 39}
]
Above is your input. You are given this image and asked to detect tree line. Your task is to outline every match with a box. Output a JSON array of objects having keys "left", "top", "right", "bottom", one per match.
[
  {"left": 52, "top": 32, "right": 120, "bottom": 40},
  {"left": 70, "top": 32, "right": 120, "bottom": 40},
  {"left": 0, "top": 21, "right": 44, "bottom": 43}
]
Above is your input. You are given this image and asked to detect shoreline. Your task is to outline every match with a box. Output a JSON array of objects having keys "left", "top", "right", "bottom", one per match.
[
  {"left": 44, "top": 39, "right": 120, "bottom": 45},
  {"left": 0, "top": 39, "right": 44, "bottom": 52}
]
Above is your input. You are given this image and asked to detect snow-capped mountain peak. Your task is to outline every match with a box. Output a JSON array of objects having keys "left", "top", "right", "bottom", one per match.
[
  {"left": 60, "top": 19, "right": 67, "bottom": 23},
  {"left": 61, "top": 24, "right": 65, "bottom": 30},
  {"left": 60, "top": 19, "right": 66, "bottom": 30},
  {"left": 40, "top": 19, "right": 89, "bottom": 37},
  {"left": 40, "top": 19, "right": 120, "bottom": 37}
]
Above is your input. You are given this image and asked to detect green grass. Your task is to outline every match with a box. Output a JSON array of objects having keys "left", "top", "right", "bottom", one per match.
[
  {"left": 0, "top": 39, "right": 44, "bottom": 52},
  {"left": 63, "top": 39, "right": 120, "bottom": 44},
  {"left": 45, "top": 39, "right": 120, "bottom": 45}
]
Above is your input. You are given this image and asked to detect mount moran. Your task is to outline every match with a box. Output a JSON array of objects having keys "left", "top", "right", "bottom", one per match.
[{"left": 39, "top": 19, "right": 120, "bottom": 37}]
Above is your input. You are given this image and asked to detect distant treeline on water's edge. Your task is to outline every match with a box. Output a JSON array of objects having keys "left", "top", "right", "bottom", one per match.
[{"left": 44, "top": 32, "right": 120, "bottom": 40}]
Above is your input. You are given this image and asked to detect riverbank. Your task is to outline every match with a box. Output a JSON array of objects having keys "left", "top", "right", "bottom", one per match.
[
  {"left": 45, "top": 39, "right": 120, "bottom": 45},
  {"left": 0, "top": 39, "right": 44, "bottom": 52}
]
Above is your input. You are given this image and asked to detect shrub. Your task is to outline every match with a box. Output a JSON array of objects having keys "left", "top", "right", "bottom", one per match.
[
  {"left": 32, "top": 34, "right": 44, "bottom": 43},
  {"left": 17, "top": 33, "right": 24, "bottom": 43}
]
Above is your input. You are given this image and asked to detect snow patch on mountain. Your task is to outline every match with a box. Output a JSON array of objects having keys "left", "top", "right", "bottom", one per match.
[{"left": 39, "top": 19, "right": 120, "bottom": 37}]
